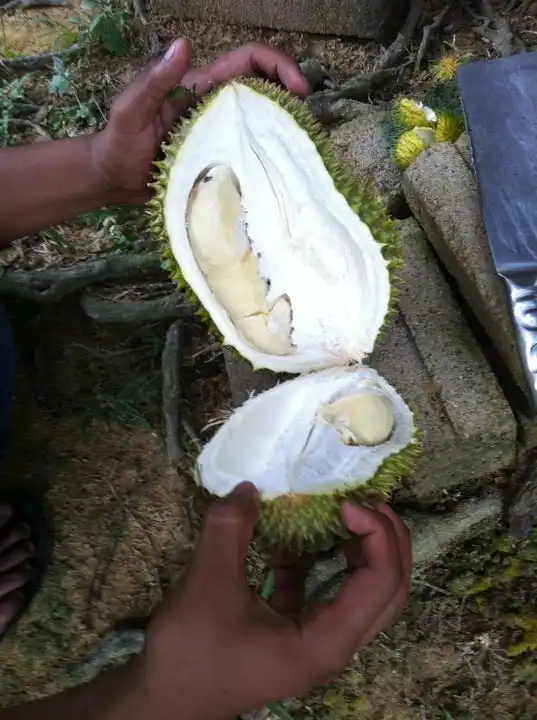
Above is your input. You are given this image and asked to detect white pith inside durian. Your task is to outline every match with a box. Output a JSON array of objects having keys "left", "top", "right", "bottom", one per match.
[
  {"left": 164, "top": 82, "right": 391, "bottom": 374},
  {"left": 198, "top": 366, "right": 415, "bottom": 500}
]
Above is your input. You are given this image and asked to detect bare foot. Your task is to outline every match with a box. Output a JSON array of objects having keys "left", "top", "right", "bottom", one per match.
[{"left": 0, "top": 502, "right": 34, "bottom": 636}]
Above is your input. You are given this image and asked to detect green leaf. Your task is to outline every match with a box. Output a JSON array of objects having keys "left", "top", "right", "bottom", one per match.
[
  {"left": 259, "top": 570, "right": 276, "bottom": 600},
  {"left": 81, "top": 0, "right": 96, "bottom": 8},
  {"left": 267, "top": 703, "right": 294, "bottom": 720},
  {"left": 89, "top": 13, "right": 125, "bottom": 56},
  {"left": 49, "top": 73, "right": 70, "bottom": 96}
]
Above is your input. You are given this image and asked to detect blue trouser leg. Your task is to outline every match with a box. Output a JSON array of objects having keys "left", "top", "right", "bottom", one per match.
[{"left": 0, "top": 303, "right": 15, "bottom": 458}]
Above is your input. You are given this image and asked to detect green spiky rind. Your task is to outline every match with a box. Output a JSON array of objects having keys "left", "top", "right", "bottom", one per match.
[
  {"left": 392, "top": 97, "right": 436, "bottom": 137},
  {"left": 256, "top": 432, "right": 422, "bottom": 555},
  {"left": 148, "top": 77, "right": 401, "bottom": 365},
  {"left": 435, "top": 109, "right": 464, "bottom": 143}
]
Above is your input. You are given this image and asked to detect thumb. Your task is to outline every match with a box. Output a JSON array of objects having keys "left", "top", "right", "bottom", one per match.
[
  {"left": 189, "top": 482, "right": 260, "bottom": 592},
  {"left": 111, "top": 38, "right": 192, "bottom": 129}
]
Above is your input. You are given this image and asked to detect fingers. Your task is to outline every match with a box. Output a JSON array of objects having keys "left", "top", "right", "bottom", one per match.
[
  {"left": 188, "top": 482, "right": 260, "bottom": 596},
  {"left": 183, "top": 42, "right": 309, "bottom": 96},
  {"left": 300, "top": 504, "right": 409, "bottom": 673},
  {"left": 111, "top": 38, "right": 193, "bottom": 131}
]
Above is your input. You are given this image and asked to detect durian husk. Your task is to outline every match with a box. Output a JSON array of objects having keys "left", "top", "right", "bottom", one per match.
[
  {"left": 147, "top": 78, "right": 403, "bottom": 359},
  {"left": 435, "top": 111, "right": 464, "bottom": 143},
  {"left": 257, "top": 436, "right": 422, "bottom": 554}
]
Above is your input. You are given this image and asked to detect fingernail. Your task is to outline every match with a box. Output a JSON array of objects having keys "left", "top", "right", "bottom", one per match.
[
  {"left": 230, "top": 481, "right": 258, "bottom": 499},
  {"left": 164, "top": 38, "right": 186, "bottom": 63}
]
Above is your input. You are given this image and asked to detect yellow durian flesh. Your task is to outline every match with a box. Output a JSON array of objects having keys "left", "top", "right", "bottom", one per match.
[
  {"left": 187, "top": 163, "right": 295, "bottom": 357},
  {"left": 320, "top": 393, "right": 395, "bottom": 446}
]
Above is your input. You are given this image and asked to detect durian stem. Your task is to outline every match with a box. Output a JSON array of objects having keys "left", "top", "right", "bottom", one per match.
[{"left": 0, "top": 253, "right": 162, "bottom": 303}]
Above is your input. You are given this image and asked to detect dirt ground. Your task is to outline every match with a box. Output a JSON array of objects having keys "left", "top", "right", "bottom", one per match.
[{"left": 2, "top": 1, "right": 537, "bottom": 718}]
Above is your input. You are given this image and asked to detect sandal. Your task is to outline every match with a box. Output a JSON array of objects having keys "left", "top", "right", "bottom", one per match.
[{"left": 0, "top": 492, "right": 52, "bottom": 643}]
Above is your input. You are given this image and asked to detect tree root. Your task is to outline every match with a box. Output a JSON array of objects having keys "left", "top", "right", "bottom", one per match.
[
  {"left": 0, "top": 252, "right": 161, "bottom": 302},
  {"left": 0, "top": 0, "right": 69, "bottom": 12},
  {"left": 132, "top": 0, "right": 148, "bottom": 25},
  {"left": 80, "top": 290, "right": 191, "bottom": 324},
  {"left": 307, "top": 63, "right": 410, "bottom": 123},
  {"left": 162, "top": 320, "right": 184, "bottom": 467},
  {"left": 375, "top": 0, "right": 425, "bottom": 71},
  {"left": 415, "top": 2, "right": 453, "bottom": 71},
  {"left": 508, "top": 467, "right": 537, "bottom": 541},
  {"left": 479, "top": 0, "right": 515, "bottom": 57},
  {"left": 0, "top": 44, "right": 82, "bottom": 74}
]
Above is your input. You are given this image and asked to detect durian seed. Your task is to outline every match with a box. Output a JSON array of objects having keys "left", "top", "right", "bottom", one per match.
[
  {"left": 186, "top": 164, "right": 250, "bottom": 273},
  {"left": 319, "top": 393, "right": 395, "bottom": 446}
]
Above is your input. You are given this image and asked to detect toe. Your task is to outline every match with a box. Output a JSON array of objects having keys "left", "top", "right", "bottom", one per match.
[
  {"left": 0, "top": 504, "right": 14, "bottom": 530},
  {"left": 0, "top": 567, "right": 31, "bottom": 601},
  {"left": 0, "top": 592, "right": 24, "bottom": 635},
  {"left": 0, "top": 542, "right": 34, "bottom": 573},
  {"left": 0, "top": 523, "right": 31, "bottom": 555}
]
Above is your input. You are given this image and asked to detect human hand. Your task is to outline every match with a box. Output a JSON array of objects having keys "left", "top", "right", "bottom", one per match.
[
  {"left": 89, "top": 38, "right": 309, "bottom": 206},
  {"left": 131, "top": 482, "right": 411, "bottom": 720}
]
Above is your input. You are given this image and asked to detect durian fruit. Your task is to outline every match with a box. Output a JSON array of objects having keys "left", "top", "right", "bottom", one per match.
[
  {"left": 198, "top": 367, "right": 419, "bottom": 553},
  {"left": 394, "top": 127, "right": 437, "bottom": 170},
  {"left": 150, "top": 79, "right": 419, "bottom": 553},
  {"left": 150, "top": 79, "right": 401, "bottom": 373},
  {"left": 392, "top": 97, "right": 437, "bottom": 133},
  {"left": 435, "top": 111, "right": 464, "bottom": 143}
]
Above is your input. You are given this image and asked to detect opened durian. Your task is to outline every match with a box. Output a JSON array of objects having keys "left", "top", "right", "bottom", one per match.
[
  {"left": 150, "top": 79, "right": 419, "bottom": 552},
  {"left": 198, "top": 367, "right": 418, "bottom": 552}
]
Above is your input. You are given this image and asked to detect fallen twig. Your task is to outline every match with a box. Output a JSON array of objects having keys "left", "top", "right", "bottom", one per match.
[
  {"left": 0, "top": 44, "right": 82, "bottom": 73},
  {"left": 80, "top": 290, "right": 191, "bottom": 323},
  {"left": 10, "top": 118, "right": 51, "bottom": 139},
  {"left": 132, "top": 0, "right": 148, "bottom": 25},
  {"left": 415, "top": 2, "right": 453, "bottom": 71},
  {"left": 375, "top": 0, "right": 425, "bottom": 71},
  {"left": 0, "top": 252, "right": 161, "bottom": 302},
  {"left": 162, "top": 320, "right": 184, "bottom": 467},
  {"left": 0, "top": 0, "right": 69, "bottom": 12}
]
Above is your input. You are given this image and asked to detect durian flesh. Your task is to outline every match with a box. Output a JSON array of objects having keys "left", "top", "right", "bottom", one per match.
[
  {"left": 158, "top": 80, "right": 396, "bottom": 374},
  {"left": 198, "top": 366, "right": 418, "bottom": 552}
]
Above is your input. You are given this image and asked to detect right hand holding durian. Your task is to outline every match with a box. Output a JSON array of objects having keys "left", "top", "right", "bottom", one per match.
[{"left": 134, "top": 482, "right": 411, "bottom": 720}]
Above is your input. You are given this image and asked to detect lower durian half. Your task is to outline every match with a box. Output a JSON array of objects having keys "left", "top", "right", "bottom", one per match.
[{"left": 197, "top": 366, "right": 420, "bottom": 553}]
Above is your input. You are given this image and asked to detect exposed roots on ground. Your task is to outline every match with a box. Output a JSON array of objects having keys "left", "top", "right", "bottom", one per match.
[
  {"left": 161, "top": 319, "right": 184, "bottom": 467},
  {"left": 0, "top": 253, "right": 162, "bottom": 302},
  {"left": 80, "top": 290, "right": 191, "bottom": 323},
  {"left": 0, "top": 44, "right": 82, "bottom": 74},
  {"left": 0, "top": 0, "right": 68, "bottom": 12}
]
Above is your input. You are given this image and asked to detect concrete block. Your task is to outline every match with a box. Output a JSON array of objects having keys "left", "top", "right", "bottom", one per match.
[
  {"left": 149, "top": 0, "right": 407, "bottom": 41},
  {"left": 330, "top": 102, "right": 404, "bottom": 216},
  {"left": 403, "top": 142, "right": 526, "bottom": 392},
  {"left": 382, "top": 219, "right": 517, "bottom": 495}
]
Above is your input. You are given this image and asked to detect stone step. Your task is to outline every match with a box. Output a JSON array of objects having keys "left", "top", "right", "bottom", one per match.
[
  {"left": 402, "top": 141, "right": 527, "bottom": 394},
  {"left": 224, "top": 218, "right": 517, "bottom": 500},
  {"left": 373, "top": 219, "right": 516, "bottom": 498},
  {"left": 148, "top": 0, "right": 406, "bottom": 40}
]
